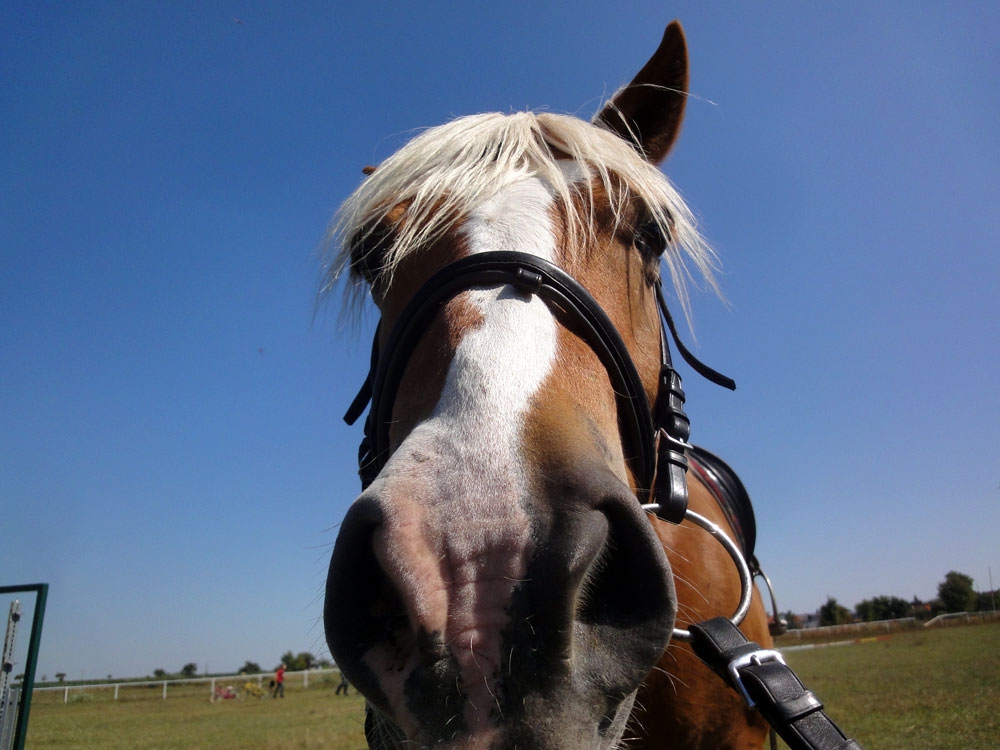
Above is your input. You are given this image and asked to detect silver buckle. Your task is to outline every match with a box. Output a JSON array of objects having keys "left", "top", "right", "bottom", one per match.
[{"left": 727, "top": 649, "right": 786, "bottom": 708}]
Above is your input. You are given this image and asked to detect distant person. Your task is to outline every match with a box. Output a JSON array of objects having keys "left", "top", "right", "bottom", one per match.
[
  {"left": 272, "top": 664, "right": 286, "bottom": 698},
  {"left": 336, "top": 672, "right": 350, "bottom": 695}
]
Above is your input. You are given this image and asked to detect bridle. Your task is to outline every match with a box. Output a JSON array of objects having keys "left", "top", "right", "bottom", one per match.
[
  {"left": 343, "top": 249, "right": 749, "bottom": 638},
  {"left": 342, "top": 249, "right": 862, "bottom": 750},
  {"left": 344, "top": 250, "right": 731, "bottom": 506}
]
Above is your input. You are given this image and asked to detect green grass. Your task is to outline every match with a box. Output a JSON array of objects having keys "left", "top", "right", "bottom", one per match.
[
  {"left": 775, "top": 622, "right": 1000, "bottom": 749},
  {"left": 26, "top": 676, "right": 369, "bottom": 749},
  {"left": 26, "top": 623, "right": 999, "bottom": 748}
]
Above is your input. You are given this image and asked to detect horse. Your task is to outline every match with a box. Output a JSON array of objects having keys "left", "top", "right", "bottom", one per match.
[{"left": 324, "top": 21, "right": 776, "bottom": 750}]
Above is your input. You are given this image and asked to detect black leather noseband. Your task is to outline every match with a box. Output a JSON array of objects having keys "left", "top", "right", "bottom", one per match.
[{"left": 344, "top": 250, "right": 734, "bottom": 524}]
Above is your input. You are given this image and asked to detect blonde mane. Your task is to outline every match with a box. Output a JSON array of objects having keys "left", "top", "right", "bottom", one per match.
[{"left": 324, "top": 111, "right": 718, "bottom": 316}]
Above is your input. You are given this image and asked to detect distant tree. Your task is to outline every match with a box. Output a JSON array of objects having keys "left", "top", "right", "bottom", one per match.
[
  {"left": 180, "top": 663, "right": 198, "bottom": 678},
  {"left": 240, "top": 661, "right": 262, "bottom": 674},
  {"left": 854, "top": 595, "right": 911, "bottom": 621},
  {"left": 55, "top": 672, "right": 66, "bottom": 683},
  {"left": 854, "top": 600, "right": 874, "bottom": 621},
  {"left": 818, "top": 597, "right": 852, "bottom": 626},
  {"left": 278, "top": 651, "right": 316, "bottom": 671},
  {"left": 975, "top": 589, "right": 998, "bottom": 612},
  {"left": 153, "top": 669, "right": 167, "bottom": 679},
  {"left": 938, "top": 571, "right": 976, "bottom": 613}
]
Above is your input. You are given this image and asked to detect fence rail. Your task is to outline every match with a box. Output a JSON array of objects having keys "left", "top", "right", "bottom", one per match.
[
  {"left": 25, "top": 667, "right": 342, "bottom": 704},
  {"left": 777, "top": 617, "right": 919, "bottom": 641},
  {"left": 777, "top": 610, "right": 1000, "bottom": 643},
  {"left": 924, "top": 610, "right": 1000, "bottom": 627}
]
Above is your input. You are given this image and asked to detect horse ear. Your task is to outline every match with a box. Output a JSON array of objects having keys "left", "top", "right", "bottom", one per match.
[{"left": 594, "top": 21, "right": 689, "bottom": 164}]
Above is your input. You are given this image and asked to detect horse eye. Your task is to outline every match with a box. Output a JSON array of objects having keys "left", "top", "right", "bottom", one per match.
[
  {"left": 634, "top": 219, "right": 671, "bottom": 257},
  {"left": 350, "top": 223, "right": 393, "bottom": 284}
]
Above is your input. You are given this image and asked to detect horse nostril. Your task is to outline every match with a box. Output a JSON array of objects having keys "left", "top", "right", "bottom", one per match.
[
  {"left": 597, "top": 692, "right": 634, "bottom": 739},
  {"left": 576, "top": 499, "right": 674, "bottom": 632},
  {"left": 559, "top": 491, "right": 675, "bottom": 712},
  {"left": 325, "top": 497, "right": 410, "bottom": 693}
]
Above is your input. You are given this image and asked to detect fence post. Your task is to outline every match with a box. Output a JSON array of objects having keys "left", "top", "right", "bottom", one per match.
[
  {"left": 114, "top": 685, "right": 119, "bottom": 700},
  {"left": 303, "top": 670, "right": 308, "bottom": 689},
  {"left": 63, "top": 687, "right": 68, "bottom": 704},
  {"left": 162, "top": 682, "right": 167, "bottom": 700},
  {"left": 210, "top": 678, "right": 216, "bottom": 700},
  {"left": 1, "top": 601, "right": 21, "bottom": 728},
  {"left": 0, "top": 584, "right": 47, "bottom": 750}
]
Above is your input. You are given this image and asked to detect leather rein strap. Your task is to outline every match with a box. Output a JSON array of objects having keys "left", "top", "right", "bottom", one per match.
[{"left": 690, "top": 618, "right": 862, "bottom": 750}]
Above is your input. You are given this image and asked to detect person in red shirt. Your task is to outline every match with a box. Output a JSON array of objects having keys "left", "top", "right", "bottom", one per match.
[{"left": 272, "top": 664, "right": 286, "bottom": 698}]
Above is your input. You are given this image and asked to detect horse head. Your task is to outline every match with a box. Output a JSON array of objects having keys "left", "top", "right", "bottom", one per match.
[{"left": 325, "top": 22, "right": 718, "bottom": 750}]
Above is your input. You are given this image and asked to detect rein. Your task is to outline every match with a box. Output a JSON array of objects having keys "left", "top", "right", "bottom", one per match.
[{"left": 343, "top": 250, "right": 861, "bottom": 750}]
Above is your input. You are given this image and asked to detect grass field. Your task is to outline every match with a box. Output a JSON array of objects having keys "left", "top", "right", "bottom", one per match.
[
  {"left": 25, "top": 622, "right": 999, "bottom": 748},
  {"left": 26, "top": 674, "right": 369, "bottom": 750},
  {"left": 774, "top": 621, "right": 999, "bottom": 749}
]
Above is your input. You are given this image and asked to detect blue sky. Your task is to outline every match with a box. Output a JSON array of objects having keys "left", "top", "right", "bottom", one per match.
[{"left": 2, "top": 2, "right": 997, "bottom": 681}]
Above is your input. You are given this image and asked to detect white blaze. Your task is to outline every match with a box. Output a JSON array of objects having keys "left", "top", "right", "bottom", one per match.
[
  {"left": 444, "top": 174, "right": 559, "bottom": 424},
  {"left": 367, "top": 175, "right": 563, "bottom": 736}
]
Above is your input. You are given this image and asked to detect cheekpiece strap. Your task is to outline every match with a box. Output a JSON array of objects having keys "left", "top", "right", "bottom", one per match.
[
  {"left": 650, "top": 364, "right": 691, "bottom": 523},
  {"left": 646, "top": 281, "right": 735, "bottom": 524}
]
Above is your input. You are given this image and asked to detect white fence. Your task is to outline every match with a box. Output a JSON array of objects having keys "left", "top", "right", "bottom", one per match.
[
  {"left": 779, "top": 610, "right": 1000, "bottom": 642},
  {"left": 27, "top": 666, "right": 342, "bottom": 703},
  {"left": 924, "top": 610, "right": 1000, "bottom": 627},
  {"left": 779, "top": 617, "right": 919, "bottom": 641}
]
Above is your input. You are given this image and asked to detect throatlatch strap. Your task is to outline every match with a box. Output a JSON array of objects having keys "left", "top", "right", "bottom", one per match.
[
  {"left": 656, "top": 284, "right": 735, "bottom": 391},
  {"left": 689, "top": 618, "right": 863, "bottom": 750},
  {"left": 344, "top": 326, "right": 379, "bottom": 426}
]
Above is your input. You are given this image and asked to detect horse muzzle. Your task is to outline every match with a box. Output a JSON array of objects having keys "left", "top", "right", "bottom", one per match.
[{"left": 324, "top": 452, "right": 676, "bottom": 750}]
